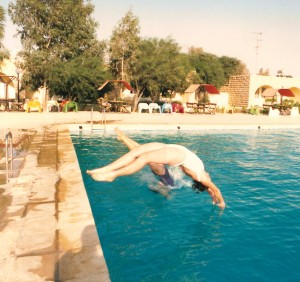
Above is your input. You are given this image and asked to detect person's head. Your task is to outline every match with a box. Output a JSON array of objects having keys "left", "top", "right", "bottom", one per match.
[
  {"left": 191, "top": 171, "right": 211, "bottom": 193},
  {"left": 192, "top": 177, "right": 221, "bottom": 205},
  {"left": 192, "top": 180, "right": 208, "bottom": 193}
]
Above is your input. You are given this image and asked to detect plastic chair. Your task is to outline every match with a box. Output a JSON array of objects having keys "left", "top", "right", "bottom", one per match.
[
  {"left": 162, "top": 103, "right": 172, "bottom": 113},
  {"left": 138, "top": 103, "right": 150, "bottom": 113},
  {"left": 25, "top": 100, "right": 42, "bottom": 113},
  {"left": 291, "top": 107, "right": 299, "bottom": 116},
  {"left": 149, "top": 103, "right": 161, "bottom": 113},
  {"left": 47, "top": 99, "right": 59, "bottom": 112},
  {"left": 62, "top": 101, "right": 78, "bottom": 113},
  {"left": 268, "top": 107, "right": 280, "bottom": 117},
  {"left": 172, "top": 103, "right": 184, "bottom": 113}
]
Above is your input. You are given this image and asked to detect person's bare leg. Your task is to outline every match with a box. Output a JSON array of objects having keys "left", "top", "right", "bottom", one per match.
[
  {"left": 115, "top": 128, "right": 139, "bottom": 150},
  {"left": 115, "top": 128, "right": 166, "bottom": 176},
  {"left": 86, "top": 142, "right": 166, "bottom": 176},
  {"left": 91, "top": 148, "right": 169, "bottom": 182},
  {"left": 87, "top": 128, "right": 138, "bottom": 175}
]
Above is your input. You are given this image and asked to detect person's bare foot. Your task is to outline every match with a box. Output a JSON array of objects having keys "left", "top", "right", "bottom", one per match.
[
  {"left": 86, "top": 167, "right": 109, "bottom": 175},
  {"left": 91, "top": 172, "right": 115, "bottom": 182},
  {"left": 115, "top": 127, "right": 124, "bottom": 141}
]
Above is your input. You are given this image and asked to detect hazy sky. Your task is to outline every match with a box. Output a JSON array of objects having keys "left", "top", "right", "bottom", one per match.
[{"left": 2, "top": 0, "right": 300, "bottom": 77}]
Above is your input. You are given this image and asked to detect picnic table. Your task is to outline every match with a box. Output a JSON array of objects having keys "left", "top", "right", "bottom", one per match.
[
  {"left": 263, "top": 104, "right": 291, "bottom": 115},
  {"left": 109, "top": 101, "right": 131, "bottom": 113},
  {"left": 278, "top": 105, "right": 291, "bottom": 115},
  {"left": 201, "top": 103, "right": 217, "bottom": 114},
  {"left": 13, "top": 102, "right": 25, "bottom": 111},
  {"left": 186, "top": 102, "right": 216, "bottom": 114}
]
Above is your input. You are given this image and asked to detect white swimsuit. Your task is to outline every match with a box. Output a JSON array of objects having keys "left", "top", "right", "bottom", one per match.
[{"left": 166, "top": 144, "right": 205, "bottom": 181}]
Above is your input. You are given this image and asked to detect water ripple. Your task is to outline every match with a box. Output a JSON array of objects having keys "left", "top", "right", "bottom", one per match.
[{"left": 72, "top": 129, "right": 300, "bottom": 282}]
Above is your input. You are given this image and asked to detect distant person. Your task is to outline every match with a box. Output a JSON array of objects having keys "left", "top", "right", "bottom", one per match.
[
  {"left": 87, "top": 129, "right": 225, "bottom": 209},
  {"left": 98, "top": 97, "right": 111, "bottom": 111}
]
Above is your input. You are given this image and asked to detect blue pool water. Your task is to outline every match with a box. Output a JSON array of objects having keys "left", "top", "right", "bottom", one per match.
[{"left": 72, "top": 129, "right": 300, "bottom": 282}]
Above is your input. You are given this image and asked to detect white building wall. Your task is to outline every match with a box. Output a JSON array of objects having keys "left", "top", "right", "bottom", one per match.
[
  {"left": 0, "top": 84, "right": 15, "bottom": 99},
  {"left": 209, "top": 92, "right": 228, "bottom": 107},
  {"left": 248, "top": 75, "right": 300, "bottom": 107}
]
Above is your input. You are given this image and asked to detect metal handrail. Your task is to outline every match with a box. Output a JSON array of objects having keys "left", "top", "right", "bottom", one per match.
[
  {"left": 90, "top": 106, "right": 106, "bottom": 132},
  {"left": 101, "top": 107, "right": 107, "bottom": 131},
  {"left": 5, "top": 132, "right": 13, "bottom": 182}
]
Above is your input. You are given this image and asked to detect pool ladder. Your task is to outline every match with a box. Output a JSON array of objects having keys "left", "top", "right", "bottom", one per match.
[{"left": 90, "top": 107, "right": 106, "bottom": 132}]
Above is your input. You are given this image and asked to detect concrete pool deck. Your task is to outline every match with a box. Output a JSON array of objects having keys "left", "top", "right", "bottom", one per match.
[{"left": 1, "top": 111, "right": 300, "bottom": 281}]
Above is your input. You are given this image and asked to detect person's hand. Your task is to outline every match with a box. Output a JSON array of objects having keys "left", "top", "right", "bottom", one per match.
[
  {"left": 216, "top": 200, "right": 226, "bottom": 209},
  {"left": 208, "top": 188, "right": 226, "bottom": 209}
]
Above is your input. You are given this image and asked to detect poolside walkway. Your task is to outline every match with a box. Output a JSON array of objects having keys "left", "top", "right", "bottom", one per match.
[
  {"left": 1, "top": 111, "right": 300, "bottom": 131},
  {"left": 1, "top": 111, "right": 300, "bottom": 281}
]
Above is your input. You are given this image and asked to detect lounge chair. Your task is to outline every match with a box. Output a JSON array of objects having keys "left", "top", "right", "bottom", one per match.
[
  {"left": 290, "top": 107, "right": 299, "bottom": 116},
  {"left": 62, "top": 101, "right": 78, "bottom": 113},
  {"left": 47, "top": 99, "right": 59, "bottom": 112},
  {"left": 149, "top": 103, "right": 161, "bottom": 113},
  {"left": 162, "top": 103, "right": 172, "bottom": 113},
  {"left": 172, "top": 103, "right": 184, "bottom": 113},
  {"left": 268, "top": 107, "right": 280, "bottom": 116},
  {"left": 138, "top": 103, "right": 150, "bottom": 113},
  {"left": 25, "top": 100, "right": 42, "bottom": 113}
]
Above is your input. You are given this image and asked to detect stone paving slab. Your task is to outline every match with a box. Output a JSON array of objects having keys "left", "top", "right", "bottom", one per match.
[{"left": 0, "top": 125, "right": 110, "bottom": 281}]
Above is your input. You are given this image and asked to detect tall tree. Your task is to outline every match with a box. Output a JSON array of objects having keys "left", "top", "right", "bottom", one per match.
[
  {"left": 0, "top": 5, "right": 4, "bottom": 46},
  {"left": 188, "top": 48, "right": 225, "bottom": 88},
  {"left": 219, "top": 56, "right": 249, "bottom": 82},
  {"left": 131, "top": 37, "right": 188, "bottom": 110},
  {"left": 0, "top": 5, "right": 9, "bottom": 63},
  {"left": 48, "top": 53, "right": 110, "bottom": 103},
  {"left": 109, "top": 10, "right": 140, "bottom": 82},
  {"left": 8, "top": 0, "right": 103, "bottom": 100}
]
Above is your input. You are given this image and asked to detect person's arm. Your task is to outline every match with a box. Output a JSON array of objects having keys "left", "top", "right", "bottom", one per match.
[{"left": 201, "top": 178, "right": 226, "bottom": 209}]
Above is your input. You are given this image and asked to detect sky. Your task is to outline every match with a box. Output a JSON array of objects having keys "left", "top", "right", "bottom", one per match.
[{"left": 2, "top": 0, "right": 300, "bottom": 77}]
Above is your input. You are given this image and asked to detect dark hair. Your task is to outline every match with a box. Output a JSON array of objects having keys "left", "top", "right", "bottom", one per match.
[{"left": 192, "top": 180, "right": 208, "bottom": 193}]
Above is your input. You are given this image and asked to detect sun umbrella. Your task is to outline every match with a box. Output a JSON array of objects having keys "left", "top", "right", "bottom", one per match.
[
  {"left": 278, "top": 89, "right": 295, "bottom": 97},
  {"left": 200, "top": 84, "right": 220, "bottom": 94},
  {"left": 261, "top": 88, "right": 278, "bottom": 97},
  {"left": 278, "top": 89, "right": 295, "bottom": 104}
]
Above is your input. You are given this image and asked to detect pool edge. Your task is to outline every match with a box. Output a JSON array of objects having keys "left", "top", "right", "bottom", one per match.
[{"left": 57, "top": 125, "right": 110, "bottom": 281}]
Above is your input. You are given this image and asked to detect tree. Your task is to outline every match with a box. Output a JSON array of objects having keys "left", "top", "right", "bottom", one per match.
[
  {"left": 109, "top": 10, "right": 140, "bottom": 82},
  {"left": 8, "top": 0, "right": 104, "bottom": 101},
  {"left": 186, "top": 70, "right": 201, "bottom": 85},
  {"left": 0, "top": 5, "right": 9, "bottom": 63},
  {"left": 0, "top": 5, "right": 4, "bottom": 46},
  {"left": 219, "top": 56, "right": 249, "bottom": 82},
  {"left": 48, "top": 54, "right": 110, "bottom": 103},
  {"left": 131, "top": 37, "right": 188, "bottom": 110},
  {"left": 188, "top": 48, "right": 225, "bottom": 88},
  {"left": 187, "top": 48, "right": 250, "bottom": 88}
]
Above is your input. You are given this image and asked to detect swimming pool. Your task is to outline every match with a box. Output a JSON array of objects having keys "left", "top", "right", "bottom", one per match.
[{"left": 72, "top": 129, "right": 300, "bottom": 282}]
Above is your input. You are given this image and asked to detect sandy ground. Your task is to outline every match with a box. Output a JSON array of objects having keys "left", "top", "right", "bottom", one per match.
[{"left": 0, "top": 110, "right": 300, "bottom": 281}]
